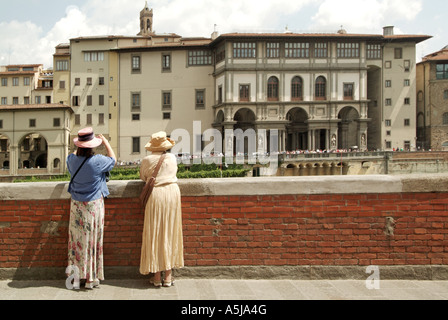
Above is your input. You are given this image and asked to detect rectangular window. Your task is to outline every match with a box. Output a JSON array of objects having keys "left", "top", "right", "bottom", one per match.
[
  {"left": 216, "top": 45, "right": 225, "bottom": 63},
  {"left": 72, "top": 96, "right": 80, "bottom": 107},
  {"left": 75, "top": 114, "right": 81, "bottom": 125},
  {"left": 24, "top": 77, "right": 30, "bottom": 86},
  {"left": 87, "top": 95, "right": 92, "bottom": 106},
  {"left": 337, "top": 43, "right": 360, "bottom": 58},
  {"left": 404, "top": 60, "right": 410, "bottom": 72},
  {"left": 13, "top": 97, "right": 19, "bottom": 105},
  {"left": 87, "top": 77, "right": 92, "bottom": 86},
  {"left": 132, "top": 114, "right": 140, "bottom": 121},
  {"left": 56, "top": 60, "right": 68, "bottom": 71},
  {"left": 314, "top": 43, "right": 328, "bottom": 58},
  {"left": 386, "top": 141, "right": 392, "bottom": 149},
  {"left": 239, "top": 85, "right": 250, "bottom": 102},
  {"left": 35, "top": 96, "right": 41, "bottom": 104},
  {"left": 86, "top": 114, "right": 92, "bottom": 125},
  {"left": 99, "top": 77, "right": 105, "bottom": 85},
  {"left": 385, "top": 61, "right": 392, "bottom": 69},
  {"left": 1, "top": 78, "right": 7, "bottom": 87},
  {"left": 53, "top": 118, "right": 61, "bottom": 127},
  {"left": 188, "top": 50, "right": 212, "bottom": 66},
  {"left": 131, "top": 93, "right": 141, "bottom": 111},
  {"left": 385, "top": 119, "right": 392, "bottom": 127},
  {"left": 99, "top": 95, "right": 105, "bottom": 106},
  {"left": 436, "top": 63, "right": 448, "bottom": 80},
  {"left": 132, "top": 56, "right": 141, "bottom": 72},
  {"left": 12, "top": 78, "right": 19, "bottom": 86},
  {"left": 84, "top": 51, "right": 104, "bottom": 62},
  {"left": 24, "top": 97, "right": 30, "bottom": 104},
  {"left": 162, "top": 53, "right": 171, "bottom": 71},
  {"left": 385, "top": 80, "right": 392, "bottom": 88},
  {"left": 367, "top": 44, "right": 382, "bottom": 59},
  {"left": 444, "top": 90, "right": 448, "bottom": 100},
  {"left": 1, "top": 97, "right": 6, "bottom": 105},
  {"left": 404, "top": 79, "right": 410, "bottom": 87},
  {"left": 266, "top": 43, "right": 280, "bottom": 58},
  {"left": 99, "top": 113, "right": 104, "bottom": 125},
  {"left": 163, "top": 112, "right": 171, "bottom": 120},
  {"left": 162, "top": 91, "right": 171, "bottom": 109},
  {"left": 196, "top": 89, "right": 205, "bottom": 109},
  {"left": 394, "top": 48, "right": 403, "bottom": 59},
  {"left": 132, "top": 137, "right": 140, "bottom": 153},
  {"left": 385, "top": 99, "right": 392, "bottom": 106},
  {"left": 59, "top": 81, "right": 65, "bottom": 89},
  {"left": 404, "top": 119, "right": 410, "bottom": 126},
  {"left": 285, "top": 42, "right": 310, "bottom": 58},
  {"left": 75, "top": 78, "right": 80, "bottom": 86},
  {"left": 233, "top": 42, "right": 256, "bottom": 58},
  {"left": 404, "top": 98, "right": 410, "bottom": 105},
  {"left": 343, "top": 83, "right": 354, "bottom": 100},
  {"left": 0, "top": 120, "right": 2, "bottom": 129},
  {"left": 29, "top": 119, "right": 36, "bottom": 128},
  {"left": 218, "top": 86, "right": 223, "bottom": 105}
]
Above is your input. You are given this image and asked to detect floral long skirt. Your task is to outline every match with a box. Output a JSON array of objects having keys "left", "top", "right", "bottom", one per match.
[
  {"left": 140, "top": 183, "right": 184, "bottom": 275},
  {"left": 68, "top": 198, "right": 105, "bottom": 282}
]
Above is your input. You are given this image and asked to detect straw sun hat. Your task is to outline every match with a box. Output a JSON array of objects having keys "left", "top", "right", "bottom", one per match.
[
  {"left": 74, "top": 127, "right": 102, "bottom": 149},
  {"left": 145, "top": 131, "right": 175, "bottom": 152}
]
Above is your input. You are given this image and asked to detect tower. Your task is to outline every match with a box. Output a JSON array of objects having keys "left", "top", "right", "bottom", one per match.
[{"left": 138, "top": 1, "right": 153, "bottom": 36}]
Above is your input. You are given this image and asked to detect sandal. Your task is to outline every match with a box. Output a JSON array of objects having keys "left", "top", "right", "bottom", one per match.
[
  {"left": 150, "top": 275, "right": 162, "bottom": 288},
  {"left": 85, "top": 279, "right": 100, "bottom": 289},
  {"left": 163, "top": 276, "right": 175, "bottom": 287}
]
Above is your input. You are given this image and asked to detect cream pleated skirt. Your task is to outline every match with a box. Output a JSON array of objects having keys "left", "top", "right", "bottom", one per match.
[{"left": 140, "top": 183, "right": 184, "bottom": 275}]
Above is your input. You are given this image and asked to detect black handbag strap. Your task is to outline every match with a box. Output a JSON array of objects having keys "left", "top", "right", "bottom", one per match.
[{"left": 70, "top": 156, "right": 88, "bottom": 184}]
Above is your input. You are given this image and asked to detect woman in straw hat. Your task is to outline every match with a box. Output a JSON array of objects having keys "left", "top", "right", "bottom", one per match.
[
  {"left": 66, "top": 127, "right": 116, "bottom": 289},
  {"left": 140, "top": 132, "right": 184, "bottom": 287}
]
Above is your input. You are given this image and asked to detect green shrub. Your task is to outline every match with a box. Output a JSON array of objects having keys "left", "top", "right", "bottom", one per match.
[{"left": 13, "top": 163, "right": 250, "bottom": 182}]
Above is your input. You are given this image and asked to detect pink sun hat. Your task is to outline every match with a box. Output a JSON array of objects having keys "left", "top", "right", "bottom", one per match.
[{"left": 74, "top": 127, "right": 103, "bottom": 149}]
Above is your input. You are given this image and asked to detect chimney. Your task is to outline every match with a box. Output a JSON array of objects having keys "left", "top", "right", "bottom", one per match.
[
  {"left": 211, "top": 24, "right": 219, "bottom": 40},
  {"left": 383, "top": 26, "right": 394, "bottom": 36}
]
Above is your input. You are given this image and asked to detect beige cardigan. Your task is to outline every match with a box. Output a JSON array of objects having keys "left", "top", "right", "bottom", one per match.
[{"left": 140, "top": 152, "right": 178, "bottom": 187}]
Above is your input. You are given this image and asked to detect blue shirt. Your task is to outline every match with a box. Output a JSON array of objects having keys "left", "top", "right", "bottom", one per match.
[{"left": 67, "top": 154, "right": 116, "bottom": 202}]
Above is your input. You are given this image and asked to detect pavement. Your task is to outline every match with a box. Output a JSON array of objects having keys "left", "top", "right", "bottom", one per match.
[{"left": 1, "top": 278, "right": 448, "bottom": 301}]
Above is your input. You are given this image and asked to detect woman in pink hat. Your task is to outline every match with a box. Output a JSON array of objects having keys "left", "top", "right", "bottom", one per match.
[{"left": 66, "top": 127, "right": 116, "bottom": 289}]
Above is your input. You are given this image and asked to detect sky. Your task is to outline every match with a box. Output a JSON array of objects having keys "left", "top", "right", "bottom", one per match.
[{"left": 0, "top": 0, "right": 447, "bottom": 68}]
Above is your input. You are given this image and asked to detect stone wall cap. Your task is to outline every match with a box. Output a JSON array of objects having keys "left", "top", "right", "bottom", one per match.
[{"left": 1, "top": 174, "right": 448, "bottom": 200}]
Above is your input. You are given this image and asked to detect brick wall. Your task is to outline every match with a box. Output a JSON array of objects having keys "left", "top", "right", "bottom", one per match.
[{"left": 1, "top": 175, "right": 448, "bottom": 278}]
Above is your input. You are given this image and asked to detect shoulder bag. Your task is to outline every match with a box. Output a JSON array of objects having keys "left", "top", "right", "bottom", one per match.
[{"left": 140, "top": 153, "right": 166, "bottom": 207}]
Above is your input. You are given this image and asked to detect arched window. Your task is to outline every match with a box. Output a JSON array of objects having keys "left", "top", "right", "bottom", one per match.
[
  {"left": 268, "top": 76, "right": 279, "bottom": 101},
  {"left": 315, "top": 76, "right": 326, "bottom": 100},
  {"left": 53, "top": 158, "right": 61, "bottom": 169},
  {"left": 291, "top": 76, "right": 303, "bottom": 101}
]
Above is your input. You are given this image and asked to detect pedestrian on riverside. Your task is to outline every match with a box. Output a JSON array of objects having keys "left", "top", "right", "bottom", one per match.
[
  {"left": 66, "top": 127, "right": 117, "bottom": 289},
  {"left": 139, "top": 131, "right": 184, "bottom": 287}
]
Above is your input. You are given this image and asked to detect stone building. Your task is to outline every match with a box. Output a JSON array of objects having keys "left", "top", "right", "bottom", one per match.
[
  {"left": 1, "top": 3, "right": 432, "bottom": 173},
  {"left": 416, "top": 46, "right": 448, "bottom": 150},
  {"left": 0, "top": 64, "right": 73, "bottom": 176}
]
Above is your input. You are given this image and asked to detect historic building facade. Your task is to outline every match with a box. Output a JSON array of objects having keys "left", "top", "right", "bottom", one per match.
[
  {"left": 0, "top": 64, "right": 73, "bottom": 176},
  {"left": 0, "top": 3, "right": 432, "bottom": 174},
  {"left": 417, "top": 46, "right": 448, "bottom": 150}
]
